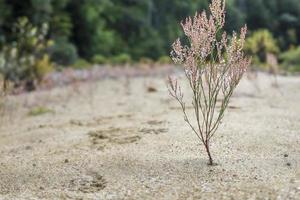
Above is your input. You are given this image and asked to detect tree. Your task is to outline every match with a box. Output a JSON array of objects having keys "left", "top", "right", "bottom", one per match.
[{"left": 67, "top": 0, "right": 118, "bottom": 59}]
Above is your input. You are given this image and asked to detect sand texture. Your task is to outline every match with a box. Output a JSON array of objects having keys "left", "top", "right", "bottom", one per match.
[{"left": 0, "top": 72, "right": 299, "bottom": 199}]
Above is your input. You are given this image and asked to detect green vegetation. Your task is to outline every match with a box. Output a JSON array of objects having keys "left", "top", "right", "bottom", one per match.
[
  {"left": 245, "top": 29, "right": 280, "bottom": 64},
  {"left": 73, "top": 59, "right": 92, "bottom": 70},
  {"left": 0, "top": 0, "right": 299, "bottom": 62},
  {"left": 280, "top": 47, "right": 300, "bottom": 72},
  {"left": 0, "top": 17, "right": 53, "bottom": 90},
  {"left": 92, "top": 55, "right": 107, "bottom": 65},
  {"left": 28, "top": 106, "right": 54, "bottom": 116},
  {"left": 111, "top": 54, "right": 132, "bottom": 65},
  {"left": 157, "top": 56, "right": 172, "bottom": 65},
  {"left": 49, "top": 38, "right": 78, "bottom": 66},
  {"left": 0, "top": 0, "right": 299, "bottom": 90}
]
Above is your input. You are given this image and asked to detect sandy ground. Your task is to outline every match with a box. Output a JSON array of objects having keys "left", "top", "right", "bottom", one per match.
[{"left": 0, "top": 71, "right": 299, "bottom": 199}]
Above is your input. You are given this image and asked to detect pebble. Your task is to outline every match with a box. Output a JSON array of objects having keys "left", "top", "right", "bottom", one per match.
[{"left": 25, "top": 146, "right": 32, "bottom": 150}]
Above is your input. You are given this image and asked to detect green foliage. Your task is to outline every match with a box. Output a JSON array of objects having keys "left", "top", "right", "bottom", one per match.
[
  {"left": 28, "top": 106, "right": 54, "bottom": 116},
  {"left": 245, "top": 29, "right": 280, "bottom": 64},
  {"left": 34, "top": 54, "right": 54, "bottom": 80},
  {"left": 225, "top": 0, "right": 245, "bottom": 31},
  {"left": 49, "top": 38, "right": 78, "bottom": 66},
  {"left": 67, "top": 0, "right": 118, "bottom": 59},
  {"left": 242, "top": 0, "right": 300, "bottom": 49},
  {"left": 111, "top": 54, "right": 132, "bottom": 65},
  {"left": 0, "top": 0, "right": 300, "bottom": 71},
  {"left": 92, "top": 55, "right": 108, "bottom": 65},
  {"left": 72, "top": 59, "right": 91, "bottom": 69},
  {"left": 0, "top": 17, "right": 53, "bottom": 90},
  {"left": 157, "top": 56, "right": 172, "bottom": 64},
  {"left": 280, "top": 47, "right": 300, "bottom": 72}
]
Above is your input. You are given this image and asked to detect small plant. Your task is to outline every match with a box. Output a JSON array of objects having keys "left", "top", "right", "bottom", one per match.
[
  {"left": 168, "top": 0, "right": 250, "bottom": 165},
  {"left": 92, "top": 55, "right": 107, "bottom": 65},
  {"left": 73, "top": 59, "right": 92, "bottom": 69},
  {"left": 28, "top": 106, "right": 54, "bottom": 116},
  {"left": 111, "top": 53, "right": 132, "bottom": 65}
]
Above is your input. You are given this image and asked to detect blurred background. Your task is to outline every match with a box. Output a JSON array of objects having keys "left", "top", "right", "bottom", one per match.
[{"left": 0, "top": 0, "right": 299, "bottom": 92}]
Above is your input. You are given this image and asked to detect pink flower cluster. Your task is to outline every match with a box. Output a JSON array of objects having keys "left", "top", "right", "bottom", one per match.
[
  {"left": 170, "top": 0, "right": 250, "bottom": 93},
  {"left": 168, "top": 0, "right": 251, "bottom": 165}
]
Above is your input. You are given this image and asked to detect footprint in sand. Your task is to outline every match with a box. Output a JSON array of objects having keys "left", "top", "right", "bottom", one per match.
[
  {"left": 88, "top": 128, "right": 141, "bottom": 150},
  {"left": 87, "top": 118, "right": 168, "bottom": 150},
  {"left": 69, "top": 173, "right": 106, "bottom": 193},
  {"left": 139, "top": 128, "right": 168, "bottom": 135}
]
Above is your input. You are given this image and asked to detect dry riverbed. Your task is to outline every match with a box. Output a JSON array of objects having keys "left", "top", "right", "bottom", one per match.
[{"left": 0, "top": 71, "right": 299, "bottom": 199}]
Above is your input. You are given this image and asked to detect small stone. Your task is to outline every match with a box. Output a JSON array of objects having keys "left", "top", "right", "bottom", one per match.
[
  {"left": 147, "top": 86, "right": 157, "bottom": 93},
  {"left": 284, "top": 154, "right": 288, "bottom": 157},
  {"left": 64, "top": 159, "right": 69, "bottom": 163},
  {"left": 25, "top": 146, "right": 32, "bottom": 150},
  {"left": 286, "top": 162, "right": 291, "bottom": 166},
  {"left": 290, "top": 178, "right": 296, "bottom": 183},
  {"left": 39, "top": 186, "right": 44, "bottom": 190}
]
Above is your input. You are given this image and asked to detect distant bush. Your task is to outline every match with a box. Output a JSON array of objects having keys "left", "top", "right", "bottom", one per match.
[
  {"left": 111, "top": 54, "right": 132, "bottom": 65},
  {"left": 280, "top": 47, "right": 300, "bottom": 72},
  {"left": 245, "top": 29, "right": 280, "bottom": 65},
  {"left": 72, "top": 59, "right": 92, "bottom": 69},
  {"left": 0, "top": 17, "right": 53, "bottom": 91},
  {"left": 50, "top": 39, "right": 78, "bottom": 66},
  {"left": 35, "top": 55, "right": 54, "bottom": 81},
  {"left": 92, "top": 55, "right": 108, "bottom": 65},
  {"left": 157, "top": 56, "right": 172, "bottom": 64}
]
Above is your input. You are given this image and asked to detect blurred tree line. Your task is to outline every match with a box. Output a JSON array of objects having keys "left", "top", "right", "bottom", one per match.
[
  {"left": 0, "top": 0, "right": 299, "bottom": 82},
  {"left": 0, "top": 0, "right": 299, "bottom": 64}
]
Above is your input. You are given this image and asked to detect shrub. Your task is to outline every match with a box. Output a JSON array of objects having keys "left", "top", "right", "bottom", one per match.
[
  {"left": 72, "top": 59, "right": 92, "bottom": 69},
  {"left": 245, "top": 29, "right": 279, "bottom": 64},
  {"left": 49, "top": 38, "right": 78, "bottom": 66},
  {"left": 168, "top": 0, "right": 250, "bottom": 165},
  {"left": 157, "top": 56, "right": 172, "bottom": 64},
  {"left": 92, "top": 55, "right": 108, "bottom": 65},
  {"left": 0, "top": 17, "right": 53, "bottom": 91},
  {"left": 111, "top": 54, "right": 132, "bottom": 65},
  {"left": 280, "top": 47, "right": 300, "bottom": 72},
  {"left": 34, "top": 54, "right": 54, "bottom": 81}
]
